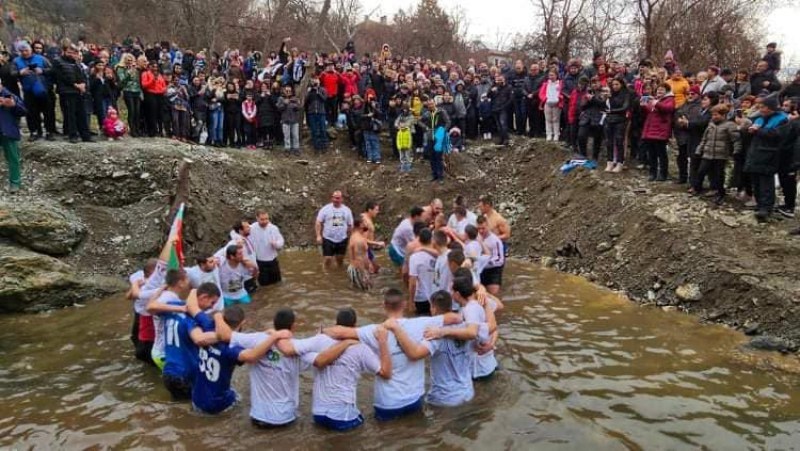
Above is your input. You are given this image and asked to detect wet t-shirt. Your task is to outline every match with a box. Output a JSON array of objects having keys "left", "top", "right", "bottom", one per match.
[
  {"left": 296, "top": 334, "right": 380, "bottom": 421},
  {"left": 192, "top": 342, "right": 245, "bottom": 414},
  {"left": 390, "top": 218, "right": 415, "bottom": 256},
  {"left": 218, "top": 259, "right": 250, "bottom": 300},
  {"left": 152, "top": 290, "right": 182, "bottom": 361},
  {"left": 432, "top": 251, "right": 453, "bottom": 295},
  {"left": 316, "top": 203, "right": 354, "bottom": 243},
  {"left": 408, "top": 250, "right": 437, "bottom": 303},
  {"left": 163, "top": 310, "right": 214, "bottom": 380},
  {"left": 232, "top": 332, "right": 311, "bottom": 425},
  {"left": 472, "top": 298, "right": 498, "bottom": 378},
  {"left": 426, "top": 328, "right": 475, "bottom": 407},
  {"left": 357, "top": 316, "right": 444, "bottom": 410}
]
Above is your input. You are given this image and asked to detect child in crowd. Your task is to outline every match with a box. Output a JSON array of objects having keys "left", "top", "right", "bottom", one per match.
[
  {"left": 277, "top": 85, "right": 301, "bottom": 155},
  {"left": 395, "top": 102, "right": 415, "bottom": 172},
  {"left": 693, "top": 104, "right": 741, "bottom": 204},
  {"left": 103, "top": 107, "right": 127, "bottom": 140},
  {"left": 241, "top": 91, "right": 258, "bottom": 150}
]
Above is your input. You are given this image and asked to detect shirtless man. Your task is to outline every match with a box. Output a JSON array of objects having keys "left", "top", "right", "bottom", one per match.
[
  {"left": 361, "top": 201, "right": 385, "bottom": 274},
  {"left": 478, "top": 195, "right": 511, "bottom": 256},
  {"left": 347, "top": 217, "right": 372, "bottom": 290},
  {"left": 421, "top": 198, "right": 444, "bottom": 226}
]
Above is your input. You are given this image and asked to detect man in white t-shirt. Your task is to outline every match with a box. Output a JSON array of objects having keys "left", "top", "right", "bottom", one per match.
[
  {"left": 250, "top": 210, "right": 285, "bottom": 286},
  {"left": 126, "top": 258, "right": 158, "bottom": 364},
  {"left": 315, "top": 190, "right": 354, "bottom": 271},
  {"left": 218, "top": 244, "right": 258, "bottom": 306},
  {"left": 477, "top": 215, "right": 506, "bottom": 296},
  {"left": 185, "top": 255, "right": 224, "bottom": 311},
  {"left": 407, "top": 228, "right": 439, "bottom": 315},
  {"left": 388, "top": 206, "right": 425, "bottom": 268}
]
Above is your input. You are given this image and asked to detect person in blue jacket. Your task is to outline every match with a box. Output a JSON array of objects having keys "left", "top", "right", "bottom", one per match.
[
  {"left": 12, "top": 41, "right": 51, "bottom": 141},
  {"left": 0, "top": 77, "right": 26, "bottom": 194}
]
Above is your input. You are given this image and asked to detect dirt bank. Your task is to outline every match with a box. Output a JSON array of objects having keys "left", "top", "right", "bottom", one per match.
[{"left": 3, "top": 136, "right": 800, "bottom": 349}]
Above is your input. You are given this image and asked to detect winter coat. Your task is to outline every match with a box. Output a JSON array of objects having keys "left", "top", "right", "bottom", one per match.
[
  {"left": 319, "top": 71, "right": 341, "bottom": 99},
  {"left": 696, "top": 119, "right": 741, "bottom": 160},
  {"left": 189, "top": 85, "right": 208, "bottom": 113},
  {"left": 507, "top": 70, "right": 529, "bottom": 99},
  {"left": 141, "top": 70, "right": 167, "bottom": 95},
  {"left": 750, "top": 71, "right": 782, "bottom": 96},
  {"left": 277, "top": 96, "right": 302, "bottom": 124},
  {"left": 0, "top": 88, "right": 26, "bottom": 140},
  {"left": 700, "top": 76, "right": 727, "bottom": 95},
  {"left": 730, "top": 81, "right": 751, "bottom": 100},
  {"left": 567, "top": 88, "right": 582, "bottom": 124},
  {"left": 341, "top": 71, "right": 360, "bottom": 97},
  {"left": 666, "top": 77, "right": 690, "bottom": 107},
  {"left": 538, "top": 80, "right": 564, "bottom": 109},
  {"left": 11, "top": 54, "right": 50, "bottom": 96},
  {"left": 116, "top": 65, "right": 141, "bottom": 94},
  {"left": 256, "top": 93, "right": 279, "bottom": 126},
  {"left": 686, "top": 107, "right": 711, "bottom": 153},
  {"left": 579, "top": 93, "right": 605, "bottom": 127},
  {"left": 0, "top": 63, "right": 20, "bottom": 97},
  {"left": 641, "top": 94, "right": 676, "bottom": 141},
  {"left": 674, "top": 99, "right": 702, "bottom": 146},
  {"left": 395, "top": 112, "right": 415, "bottom": 130},
  {"left": 304, "top": 86, "right": 327, "bottom": 115},
  {"left": 605, "top": 89, "right": 630, "bottom": 125},
  {"left": 781, "top": 119, "right": 800, "bottom": 171},
  {"left": 52, "top": 55, "right": 86, "bottom": 95},
  {"left": 745, "top": 111, "right": 790, "bottom": 174},
  {"left": 489, "top": 84, "right": 513, "bottom": 112},
  {"left": 780, "top": 82, "right": 800, "bottom": 104},
  {"left": 453, "top": 92, "right": 467, "bottom": 118},
  {"left": 526, "top": 73, "right": 546, "bottom": 104}
]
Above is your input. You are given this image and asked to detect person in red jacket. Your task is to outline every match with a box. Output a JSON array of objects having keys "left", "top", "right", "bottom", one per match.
[
  {"left": 140, "top": 61, "right": 167, "bottom": 137},
  {"left": 341, "top": 64, "right": 360, "bottom": 97},
  {"left": 566, "top": 76, "right": 589, "bottom": 151},
  {"left": 319, "top": 63, "right": 342, "bottom": 124},
  {"left": 641, "top": 83, "right": 676, "bottom": 181}
]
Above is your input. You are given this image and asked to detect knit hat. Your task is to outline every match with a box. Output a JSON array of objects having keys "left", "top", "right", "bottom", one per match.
[
  {"left": 689, "top": 85, "right": 701, "bottom": 96},
  {"left": 708, "top": 66, "right": 721, "bottom": 74},
  {"left": 761, "top": 95, "right": 779, "bottom": 111}
]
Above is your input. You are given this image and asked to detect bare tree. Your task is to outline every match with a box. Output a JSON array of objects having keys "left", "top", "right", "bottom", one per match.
[{"left": 531, "top": 0, "right": 589, "bottom": 60}]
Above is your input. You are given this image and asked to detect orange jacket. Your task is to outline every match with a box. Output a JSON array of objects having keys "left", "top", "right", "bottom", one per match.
[{"left": 141, "top": 70, "right": 167, "bottom": 95}]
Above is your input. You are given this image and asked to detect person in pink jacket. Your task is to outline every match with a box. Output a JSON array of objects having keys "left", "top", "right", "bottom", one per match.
[
  {"left": 103, "top": 107, "right": 127, "bottom": 140},
  {"left": 538, "top": 69, "right": 564, "bottom": 142},
  {"left": 641, "top": 83, "right": 676, "bottom": 181}
]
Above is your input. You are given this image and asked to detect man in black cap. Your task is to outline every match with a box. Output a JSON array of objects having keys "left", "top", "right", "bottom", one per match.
[{"left": 763, "top": 42, "right": 781, "bottom": 73}]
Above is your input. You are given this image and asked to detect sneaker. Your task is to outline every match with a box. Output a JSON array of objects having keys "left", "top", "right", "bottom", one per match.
[
  {"left": 635, "top": 164, "right": 645, "bottom": 170},
  {"left": 744, "top": 200, "right": 758, "bottom": 208},
  {"left": 374, "top": 160, "right": 381, "bottom": 165},
  {"left": 612, "top": 163, "right": 624, "bottom": 173},
  {"left": 68, "top": 137, "right": 79, "bottom": 144},
  {"left": 777, "top": 207, "right": 796, "bottom": 218},
  {"left": 755, "top": 210, "right": 769, "bottom": 222},
  {"left": 8, "top": 185, "right": 19, "bottom": 194},
  {"left": 366, "top": 160, "right": 373, "bottom": 164},
  {"left": 605, "top": 162, "right": 615, "bottom": 172}
]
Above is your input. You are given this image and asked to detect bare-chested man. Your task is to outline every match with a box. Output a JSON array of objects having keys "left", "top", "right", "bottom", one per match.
[
  {"left": 361, "top": 201, "right": 385, "bottom": 274},
  {"left": 421, "top": 198, "right": 444, "bottom": 226},
  {"left": 478, "top": 195, "right": 511, "bottom": 256},
  {"left": 347, "top": 217, "right": 372, "bottom": 290}
]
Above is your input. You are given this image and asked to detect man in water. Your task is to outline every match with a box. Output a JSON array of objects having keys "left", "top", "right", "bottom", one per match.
[
  {"left": 407, "top": 228, "right": 439, "bottom": 315},
  {"left": 145, "top": 269, "right": 192, "bottom": 370},
  {"left": 323, "top": 289, "right": 461, "bottom": 421},
  {"left": 361, "top": 201, "right": 385, "bottom": 274},
  {"left": 422, "top": 198, "right": 444, "bottom": 226},
  {"left": 215, "top": 308, "right": 357, "bottom": 425},
  {"left": 250, "top": 209, "right": 285, "bottom": 286},
  {"left": 315, "top": 190, "right": 354, "bottom": 271},
  {"left": 185, "top": 255, "right": 224, "bottom": 311},
  {"left": 160, "top": 283, "right": 220, "bottom": 401},
  {"left": 478, "top": 195, "right": 511, "bottom": 256},
  {"left": 276, "top": 308, "right": 393, "bottom": 431},
  {"left": 477, "top": 215, "right": 505, "bottom": 296},
  {"left": 126, "top": 258, "right": 158, "bottom": 365},
  {"left": 218, "top": 244, "right": 258, "bottom": 306},
  {"left": 346, "top": 216, "right": 372, "bottom": 290},
  {"left": 191, "top": 306, "right": 294, "bottom": 415},
  {"left": 217, "top": 219, "right": 259, "bottom": 293},
  {"left": 388, "top": 206, "right": 424, "bottom": 268}
]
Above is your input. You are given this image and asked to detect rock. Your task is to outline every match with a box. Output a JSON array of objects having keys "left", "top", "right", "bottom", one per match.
[
  {"left": 0, "top": 198, "right": 87, "bottom": 256},
  {"left": 654, "top": 207, "right": 680, "bottom": 224},
  {"left": 0, "top": 243, "right": 125, "bottom": 313},
  {"left": 747, "top": 335, "right": 798, "bottom": 353},
  {"left": 719, "top": 216, "right": 739, "bottom": 228},
  {"left": 675, "top": 283, "right": 703, "bottom": 302},
  {"left": 295, "top": 160, "right": 309, "bottom": 165},
  {"left": 662, "top": 306, "right": 677, "bottom": 312},
  {"left": 140, "top": 172, "right": 151, "bottom": 179},
  {"left": 743, "top": 321, "right": 760, "bottom": 335},
  {"left": 596, "top": 242, "right": 613, "bottom": 253},
  {"left": 111, "top": 170, "right": 129, "bottom": 179},
  {"left": 541, "top": 256, "right": 555, "bottom": 268},
  {"left": 608, "top": 227, "right": 622, "bottom": 238},
  {"left": 707, "top": 310, "right": 726, "bottom": 320},
  {"left": 646, "top": 290, "right": 656, "bottom": 301}
]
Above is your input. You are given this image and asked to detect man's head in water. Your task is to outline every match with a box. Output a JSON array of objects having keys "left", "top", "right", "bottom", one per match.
[
  {"left": 274, "top": 308, "right": 296, "bottom": 331},
  {"left": 196, "top": 282, "right": 221, "bottom": 310},
  {"left": 331, "top": 191, "right": 344, "bottom": 207},
  {"left": 256, "top": 209, "right": 271, "bottom": 227},
  {"left": 336, "top": 307, "right": 357, "bottom": 327}
]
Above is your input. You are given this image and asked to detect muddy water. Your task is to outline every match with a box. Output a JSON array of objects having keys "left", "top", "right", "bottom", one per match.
[{"left": 2, "top": 251, "right": 800, "bottom": 449}]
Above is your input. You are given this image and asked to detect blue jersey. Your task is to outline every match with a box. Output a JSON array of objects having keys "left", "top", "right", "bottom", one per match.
[
  {"left": 192, "top": 342, "right": 245, "bottom": 414},
  {"left": 163, "top": 309, "right": 214, "bottom": 380}
]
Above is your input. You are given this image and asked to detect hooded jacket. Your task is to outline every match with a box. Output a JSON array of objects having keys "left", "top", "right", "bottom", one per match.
[
  {"left": 696, "top": 119, "right": 741, "bottom": 160},
  {"left": 745, "top": 111, "right": 790, "bottom": 174},
  {"left": 641, "top": 93, "right": 676, "bottom": 141}
]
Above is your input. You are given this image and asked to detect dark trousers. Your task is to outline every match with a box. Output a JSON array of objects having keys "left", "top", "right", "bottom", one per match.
[
  {"left": 308, "top": 113, "right": 328, "bottom": 150},
  {"left": 257, "top": 259, "right": 282, "bottom": 286},
  {"left": 143, "top": 92, "right": 163, "bottom": 137},
  {"left": 645, "top": 139, "right": 668, "bottom": 179},
  {"left": 604, "top": 121, "right": 626, "bottom": 163},
  {"left": 61, "top": 93, "right": 90, "bottom": 140},
  {"left": 690, "top": 155, "right": 703, "bottom": 188},
  {"left": 123, "top": 92, "right": 142, "bottom": 136},
  {"left": 243, "top": 120, "right": 256, "bottom": 146},
  {"left": 567, "top": 122, "right": 579, "bottom": 150},
  {"left": 577, "top": 125, "right": 603, "bottom": 160},
  {"left": 24, "top": 92, "right": 51, "bottom": 136},
  {"left": 224, "top": 111, "right": 241, "bottom": 146},
  {"left": 676, "top": 143, "right": 689, "bottom": 183},
  {"left": 779, "top": 171, "right": 797, "bottom": 210},
  {"left": 631, "top": 129, "right": 645, "bottom": 164},
  {"left": 466, "top": 110, "right": 479, "bottom": 139},
  {"left": 325, "top": 96, "right": 338, "bottom": 124},
  {"left": 694, "top": 159, "right": 726, "bottom": 198},
  {"left": 731, "top": 153, "right": 752, "bottom": 195},
  {"left": 753, "top": 173, "right": 776, "bottom": 215},
  {"left": 430, "top": 149, "right": 444, "bottom": 180},
  {"left": 527, "top": 100, "right": 544, "bottom": 137},
  {"left": 493, "top": 110, "right": 509, "bottom": 144},
  {"left": 172, "top": 109, "right": 190, "bottom": 139},
  {"left": 45, "top": 89, "right": 57, "bottom": 134},
  {"left": 512, "top": 97, "right": 527, "bottom": 135}
]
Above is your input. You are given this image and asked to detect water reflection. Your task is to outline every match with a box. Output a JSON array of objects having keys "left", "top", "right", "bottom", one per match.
[{"left": 1, "top": 250, "right": 799, "bottom": 449}]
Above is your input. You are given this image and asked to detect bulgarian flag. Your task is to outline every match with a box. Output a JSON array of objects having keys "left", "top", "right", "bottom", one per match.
[{"left": 159, "top": 202, "right": 185, "bottom": 270}]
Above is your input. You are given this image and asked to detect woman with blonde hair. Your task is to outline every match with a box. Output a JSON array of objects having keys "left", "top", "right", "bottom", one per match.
[{"left": 116, "top": 53, "right": 142, "bottom": 136}]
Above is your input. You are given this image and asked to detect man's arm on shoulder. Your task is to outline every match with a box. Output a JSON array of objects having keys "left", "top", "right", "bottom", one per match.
[
  {"left": 313, "top": 339, "right": 359, "bottom": 368},
  {"left": 322, "top": 325, "right": 359, "bottom": 340},
  {"left": 238, "top": 330, "right": 292, "bottom": 363},
  {"left": 190, "top": 327, "right": 219, "bottom": 347},
  {"left": 384, "top": 319, "right": 430, "bottom": 360}
]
